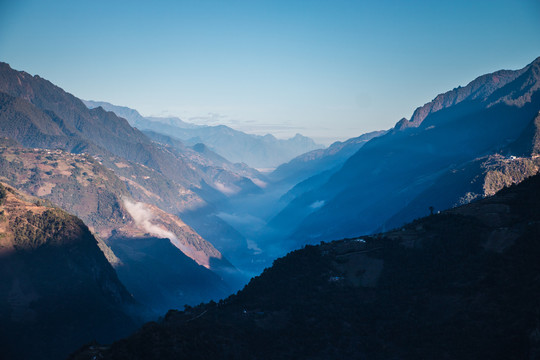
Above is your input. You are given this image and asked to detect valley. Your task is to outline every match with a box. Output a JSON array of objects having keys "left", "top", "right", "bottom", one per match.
[
  {"left": 72, "top": 165, "right": 540, "bottom": 360},
  {"left": 0, "top": 54, "right": 539, "bottom": 359}
]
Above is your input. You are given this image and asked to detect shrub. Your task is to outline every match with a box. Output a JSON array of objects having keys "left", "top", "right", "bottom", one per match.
[{"left": 0, "top": 184, "right": 7, "bottom": 205}]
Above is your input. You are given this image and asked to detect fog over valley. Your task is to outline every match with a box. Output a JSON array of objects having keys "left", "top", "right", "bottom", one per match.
[{"left": 1, "top": 1, "right": 539, "bottom": 359}]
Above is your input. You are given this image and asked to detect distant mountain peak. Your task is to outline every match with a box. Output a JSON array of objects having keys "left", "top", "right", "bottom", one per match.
[{"left": 83, "top": 100, "right": 323, "bottom": 168}]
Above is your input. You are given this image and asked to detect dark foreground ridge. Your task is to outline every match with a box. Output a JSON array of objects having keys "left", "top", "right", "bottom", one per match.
[
  {"left": 0, "top": 183, "right": 140, "bottom": 360},
  {"left": 72, "top": 173, "right": 540, "bottom": 359}
]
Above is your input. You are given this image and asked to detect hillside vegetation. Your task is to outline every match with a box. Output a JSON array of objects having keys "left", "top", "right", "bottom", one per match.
[{"left": 72, "top": 172, "right": 540, "bottom": 360}]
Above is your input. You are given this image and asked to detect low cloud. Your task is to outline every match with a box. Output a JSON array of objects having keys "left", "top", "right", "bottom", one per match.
[
  {"left": 250, "top": 177, "right": 267, "bottom": 188},
  {"left": 309, "top": 200, "right": 325, "bottom": 209},
  {"left": 246, "top": 239, "right": 262, "bottom": 255},
  {"left": 216, "top": 212, "right": 266, "bottom": 228},
  {"left": 214, "top": 181, "right": 240, "bottom": 196},
  {"left": 123, "top": 199, "right": 190, "bottom": 254}
]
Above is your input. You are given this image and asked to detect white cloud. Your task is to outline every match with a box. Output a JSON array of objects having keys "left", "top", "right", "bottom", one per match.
[
  {"left": 123, "top": 199, "right": 190, "bottom": 254},
  {"left": 214, "top": 181, "right": 240, "bottom": 196},
  {"left": 250, "top": 177, "right": 267, "bottom": 188},
  {"left": 246, "top": 239, "right": 262, "bottom": 255},
  {"left": 309, "top": 200, "right": 325, "bottom": 209}
]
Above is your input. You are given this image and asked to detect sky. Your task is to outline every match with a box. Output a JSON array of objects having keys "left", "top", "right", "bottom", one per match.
[{"left": 1, "top": 0, "right": 539, "bottom": 145}]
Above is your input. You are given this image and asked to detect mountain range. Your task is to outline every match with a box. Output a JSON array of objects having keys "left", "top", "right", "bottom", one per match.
[
  {"left": 265, "top": 56, "right": 540, "bottom": 254},
  {"left": 83, "top": 100, "right": 323, "bottom": 169},
  {"left": 1, "top": 55, "right": 539, "bottom": 360},
  {"left": 0, "top": 60, "right": 270, "bottom": 320},
  {"left": 0, "top": 128, "right": 238, "bottom": 320},
  {"left": 71, "top": 160, "right": 540, "bottom": 360},
  {"left": 0, "top": 61, "right": 268, "bottom": 268},
  {"left": 269, "top": 130, "right": 386, "bottom": 185}
]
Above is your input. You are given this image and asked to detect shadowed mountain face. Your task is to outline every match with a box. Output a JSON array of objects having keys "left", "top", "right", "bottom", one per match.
[
  {"left": 71, "top": 170, "right": 540, "bottom": 360},
  {"left": 268, "top": 57, "right": 540, "bottom": 251},
  {"left": 0, "top": 183, "right": 140, "bottom": 360},
  {"left": 0, "top": 63, "right": 153, "bottom": 163},
  {"left": 83, "top": 100, "right": 323, "bottom": 169},
  {"left": 107, "top": 236, "right": 231, "bottom": 316},
  {"left": 269, "top": 130, "right": 386, "bottom": 185},
  {"left": 394, "top": 66, "right": 528, "bottom": 130},
  {"left": 380, "top": 112, "right": 540, "bottom": 232}
]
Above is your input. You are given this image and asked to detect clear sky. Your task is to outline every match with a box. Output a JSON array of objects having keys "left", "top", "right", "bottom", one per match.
[{"left": 1, "top": 0, "right": 539, "bottom": 145}]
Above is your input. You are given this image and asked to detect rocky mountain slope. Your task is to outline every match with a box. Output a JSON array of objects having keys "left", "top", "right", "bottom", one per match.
[
  {"left": 268, "top": 56, "right": 540, "bottom": 251},
  {"left": 0, "top": 183, "right": 140, "bottom": 360},
  {"left": 71, "top": 167, "right": 540, "bottom": 360},
  {"left": 394, "top": 66, "right": 528, "bottom": 130},
  {"left": 0, "top": 69, "right": 261, "bottom": 205},
  {"left": 0, "top": 62, "right": 258, "bottom": 280},
  {"left": 83, "top": 100, "right": 323, "bottom": 168},
  {"left": 0, "top": 140, "right": 238, "bottom": 310}
]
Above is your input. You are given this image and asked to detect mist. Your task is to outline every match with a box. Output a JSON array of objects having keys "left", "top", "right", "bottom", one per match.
[{"left": 123, "top": 198, "right": 191, "bottom": 256}]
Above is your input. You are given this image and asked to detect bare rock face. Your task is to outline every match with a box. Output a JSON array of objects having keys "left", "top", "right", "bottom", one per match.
[{"left": 0, "top": 143, "right": 238, "bottom": 315}]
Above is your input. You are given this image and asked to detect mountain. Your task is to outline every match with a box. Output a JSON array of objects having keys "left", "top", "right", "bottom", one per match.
[
  {"left": 394, "top": 66, "right": 528, "bottom": 130},
  {"left": 71, "top": 170, "right": 540, "bottom": 360},
  {"left": 142, "top": 129, "right": 265, "bottom": 188},
  {"left": 0, "top": 140, "right": 239, "bottom": 310},
  {"left": 379, "top": 111, "right": 540, "bottom": 232},
  {"left": 107, "top": 235, "right": 231, "bottom": 316},
  {"left": 83, "top": 100, "right": 323, "bottom": 168},
  {"left": 0, "top": 139, "right": 227, "bottom": 267},
  {"left": 268, "top": 56, "right": 540, "bottom": 250},
  {"left": 269, "top": 130, "right": 386, "bottom": 185},
  {"left": 0, "top": 62, "right": 260, "bottom": 278},
  {"left": 82, "top": 100, "right": 197, "bottom": 130},
  {"left": 0, "top": 69, "right": 261, "bottom": 203},
  {"left": 0, "top": 183, "right": 140, "bottom": 360}
]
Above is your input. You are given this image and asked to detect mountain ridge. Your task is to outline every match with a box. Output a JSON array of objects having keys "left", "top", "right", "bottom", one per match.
[
  {"left": 266, "top": 56, "right": 540, "bottom": 252},
  {"left": 270, "top": 130, "right": 386, "bottom": 185},
  {"left": 71, "top": 167, "right": 540, "bottom": 360},
  {"left": 83, "top": 99, "right": 323, "bottom": 168},
  {"left": 395, "top": 64, "right": 530, "bottom": 130},
  {"left": 0, "top": 62, "right": 261, "bottom": 278},
  {"left": 0, "top": 140, "right": 239, "bottom": 311}
]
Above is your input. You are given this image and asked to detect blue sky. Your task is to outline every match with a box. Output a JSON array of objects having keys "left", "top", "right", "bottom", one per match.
[{"left": 1, "top": 0, "right": 539, "bottom": 144}]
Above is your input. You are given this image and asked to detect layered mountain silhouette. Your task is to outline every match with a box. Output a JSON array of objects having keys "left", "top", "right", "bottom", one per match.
[
  {"left": 270, "top": 130, "right": 386, "bottom": 185},
  {"left": 142, "top": 129, "right": 265, "bottom": 188},
  {"left": 0, "top": 62, "right": 259, "bottom": 283},
  {"left": 71, "top": 166, "right": 540, "bottom": 360},
  {"left": 2, "top": 55, "right": 540, "bottom": 360},
  {"left": 268, "top": 56, "right": 540, "bottom": 251},
  {"left": 0, "top": 183, "right": 140, "bottom": 360},
  {"left": 84, "top": 100, "right": 323, "bottom": 169},
  {"left": 0, "top": 139, "right": 238, "bottom": 312},
  {"left": 0, "top": 64, "right": 263, "bottom": 202}
]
